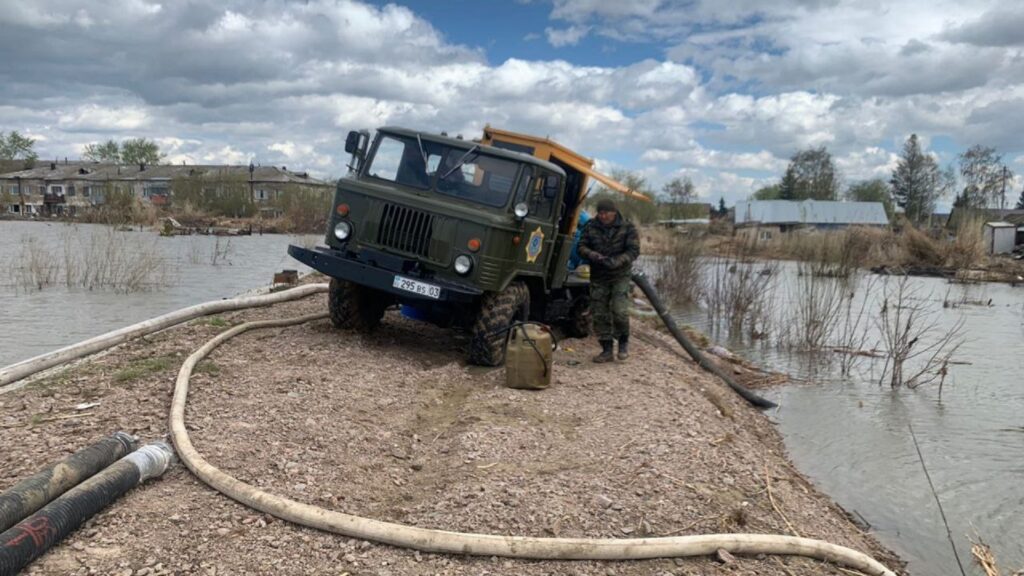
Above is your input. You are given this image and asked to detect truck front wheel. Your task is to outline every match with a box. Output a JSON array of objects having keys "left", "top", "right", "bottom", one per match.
[
  {"left": 468, "top": 282, "right": 529, "bottom": 366},
  {"left": 328, "top": 278, "right": 388, "bottom": 333}
]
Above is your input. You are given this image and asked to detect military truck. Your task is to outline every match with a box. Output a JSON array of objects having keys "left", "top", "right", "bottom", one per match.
[{"left": 287, "top": 126, "right": 648, "bottom": 366}]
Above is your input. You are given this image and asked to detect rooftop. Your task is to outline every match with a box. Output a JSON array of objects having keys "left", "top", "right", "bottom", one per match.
[
  {"left": 0, "top": 162, "right": 331, "bottom": 186},
  {"left": 735, "top": 200, "right": 889, "bottom": 226}
]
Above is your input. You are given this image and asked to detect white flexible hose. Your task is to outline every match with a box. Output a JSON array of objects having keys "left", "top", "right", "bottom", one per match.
[
  {"left": 169, "top": 314, "right": 897, "bottom": 576},
  {"left": 0, "top": 283, "right": 329, "bottom": 394}
]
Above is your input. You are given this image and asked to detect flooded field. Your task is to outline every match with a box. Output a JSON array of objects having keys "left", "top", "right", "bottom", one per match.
[
  {"left": 667, "top": 258, "right": 1024, "bottom": 574},
  {"left": 0, "top": 220, "right": 318, "bottom": 366}
]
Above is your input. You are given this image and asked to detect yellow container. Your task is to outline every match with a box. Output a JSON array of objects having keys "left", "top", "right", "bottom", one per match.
[{"left": 505, "top": 324, "right": 553, "bottom": 390}]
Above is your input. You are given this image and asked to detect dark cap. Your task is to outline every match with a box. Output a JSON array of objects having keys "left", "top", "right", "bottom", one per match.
[{"left": 596, "top": 198, "right": 617, "bottom": 213}]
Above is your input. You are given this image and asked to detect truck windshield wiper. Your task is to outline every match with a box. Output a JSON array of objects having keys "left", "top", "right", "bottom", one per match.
[{"left": 440, "top": 145, "right": 479, "bottom": 180}]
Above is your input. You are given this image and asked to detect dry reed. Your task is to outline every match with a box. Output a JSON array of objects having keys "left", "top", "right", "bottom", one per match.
[
  {"left": 12, "top": 227, "right": 170, "bottom": 293},
  {"left": 655, "top": 236, "right": 704, "bottom": 305}
]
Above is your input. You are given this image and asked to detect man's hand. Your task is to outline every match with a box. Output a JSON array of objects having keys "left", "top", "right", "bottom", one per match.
[{"left": 590, "top": 253, "right": 608, "bottom": 265}]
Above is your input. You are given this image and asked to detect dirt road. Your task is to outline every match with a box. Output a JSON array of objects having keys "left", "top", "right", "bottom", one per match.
[{"left": 0, "top": 290, "right": 901, "bottom": 575}]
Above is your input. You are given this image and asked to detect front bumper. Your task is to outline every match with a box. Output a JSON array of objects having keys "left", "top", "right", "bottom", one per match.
[{"left": 288, "top": 245, "right": 482, "bottom": 303}]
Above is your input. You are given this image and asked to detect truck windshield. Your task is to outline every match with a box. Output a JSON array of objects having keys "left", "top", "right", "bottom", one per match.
[{"left": 367, "top": 134, "right": 520, "bottom": 208}]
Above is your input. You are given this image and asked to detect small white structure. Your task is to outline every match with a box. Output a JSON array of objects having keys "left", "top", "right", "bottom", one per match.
[{"left": 983, "top": 222, "right": 1016, "bottom": 254}]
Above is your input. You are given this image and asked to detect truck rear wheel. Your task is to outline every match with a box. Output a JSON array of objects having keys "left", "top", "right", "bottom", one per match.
[
  {"left": 564, "top": 293, "right": 592, "bottom": 338},
  {"left": 468, "top": 282, "right": 529, "bottom": 366},
  {"left": 328, "top": 278, "right": 387, "bottom": 333}
]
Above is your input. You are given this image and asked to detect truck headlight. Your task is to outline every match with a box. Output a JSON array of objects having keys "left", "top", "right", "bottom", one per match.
[
  {"left": 454, "top": 254, "right": 473, "bottom": 275},
  {"left": 333, "top": 221, "right": 352, "bottom": 241}
]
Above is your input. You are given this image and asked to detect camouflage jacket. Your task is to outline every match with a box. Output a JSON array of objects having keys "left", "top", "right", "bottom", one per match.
[{"left": 577, "top": 214, "right": 641, "bottom": 281}]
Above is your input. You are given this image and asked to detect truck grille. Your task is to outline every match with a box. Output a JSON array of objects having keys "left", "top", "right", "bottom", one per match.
[{"left": 377, "top": 203, "right": 434, "bottom": 257}]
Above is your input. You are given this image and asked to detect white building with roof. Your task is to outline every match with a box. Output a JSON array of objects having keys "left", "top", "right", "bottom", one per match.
[{"left": 734, "top": 199, "right": 889, "bottom": 241}]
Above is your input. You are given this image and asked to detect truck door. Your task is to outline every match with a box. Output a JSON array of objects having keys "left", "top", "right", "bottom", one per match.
[{"left": 514, "top": 168, "right": 560, "bottom": 280}]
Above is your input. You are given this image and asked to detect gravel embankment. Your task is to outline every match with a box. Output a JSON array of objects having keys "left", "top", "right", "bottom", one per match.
[{"left": 0, "top": 290, "right": 902, "bottom": 575}]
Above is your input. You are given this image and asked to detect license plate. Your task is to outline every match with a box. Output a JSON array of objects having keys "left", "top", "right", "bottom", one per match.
[{"left": 392, "top": 275, "right": 441, "bottom": 299}]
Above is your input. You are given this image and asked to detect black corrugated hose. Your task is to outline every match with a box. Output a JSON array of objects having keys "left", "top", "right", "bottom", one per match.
[
  {"left": 0, "top": 432, "right": 137, "bottom": 534},
  {"left": 0, "top": 442, "right": 174, "bottom": 576},
  {"left": 631, "top": 272, "right": 777, "bottom": 409}
]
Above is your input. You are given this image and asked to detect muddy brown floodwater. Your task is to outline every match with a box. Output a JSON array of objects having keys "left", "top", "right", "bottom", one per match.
[
  {"left": 0, "top": 220, "right": 319, "bottom": 367},
  {"left": 672, "top": 260, "right": 1024, "bottom": 575}
]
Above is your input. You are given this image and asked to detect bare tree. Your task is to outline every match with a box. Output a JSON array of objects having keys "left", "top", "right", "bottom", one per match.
[
  {"left": 662, "top": 176, "right": 695, "bottom": 219},
  {"left": 957, "top": 145, "right": 1010, "bottom": 209},
  {"left": 875, "top": 276, "right": 964, "bottom": 391}
]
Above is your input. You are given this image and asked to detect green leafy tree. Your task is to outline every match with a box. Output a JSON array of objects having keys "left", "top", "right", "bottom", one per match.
[
  {"left": 846, "top": 179, "right": 893, "bottom": 221},
  {"left": 121, "top": 138, "right": 164, "bottom": 166},
  {"left": 83, "top": 139, "right": 121, "bottom": 163},
  {"left": 779, "top": 165, "right": 798, "bottom": 200},
  {"left": 1016, "top": 188, "right": 1024, "bottom": 210},
  {"left": 958, "top": 145, "right": 1010, "bottom": 209},
  {"left": 889, "top": 135, "right": 945, "bottom": 224},
  {"left": 752, "top": 183, "right": 781, "bottom": 200},
  {"left": 783, "top": 146, "right": 838, "bottom": 200},
  {"left": 0, "top": 130, "right": 38, "bottom": 161},
  {"left": 717, "top": 197, "right": 726, "bottom": 215}
]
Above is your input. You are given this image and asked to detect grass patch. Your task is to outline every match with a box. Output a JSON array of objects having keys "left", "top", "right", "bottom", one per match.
[
  {"left": 204, "top": 316, "right": 230, "bottom": 328},
  {"left": 113, "top": 356, "right": 174, "bottom": 384},
  {"left": 194, "top": 360, "right": 221, "bottom": 376},
  {"left": 24, "top": 363, "right": 98, "bottom": 395}
]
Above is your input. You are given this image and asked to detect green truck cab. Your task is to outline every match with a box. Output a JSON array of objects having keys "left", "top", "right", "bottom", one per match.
[{"left": 289, "top": 126, "right": 637, "bottom": 365}]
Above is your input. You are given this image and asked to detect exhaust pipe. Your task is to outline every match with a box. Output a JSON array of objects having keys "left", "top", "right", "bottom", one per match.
[
  {"left": 0, "top": 431, "right": 137, "bottom": 534},
  {"left": 0, "top": 442, "right": 174, "bottom": 576}
]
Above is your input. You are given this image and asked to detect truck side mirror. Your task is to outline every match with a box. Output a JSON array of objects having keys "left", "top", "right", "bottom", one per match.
[{"left": 344, "top": 131, "right": 361, "bottom": 154}]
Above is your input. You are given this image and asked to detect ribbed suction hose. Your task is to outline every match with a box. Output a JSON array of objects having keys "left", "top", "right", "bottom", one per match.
[
  {"left": 0, "top": 442, "right": 175, "bottom": 576},
  {"left": 0, "top": 432, "right": 137, "bottom": 534}
]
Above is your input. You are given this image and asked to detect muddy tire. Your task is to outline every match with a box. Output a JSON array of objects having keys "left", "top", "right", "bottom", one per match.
[
  {"left": 328, "top": 278, "right": 387, "bottom": 333},
  {"left": 468, "top": 282, "right": 529, "bottom": 367},
  {"left": 564, "top": 293, "right": 592, "bottom": 338}
]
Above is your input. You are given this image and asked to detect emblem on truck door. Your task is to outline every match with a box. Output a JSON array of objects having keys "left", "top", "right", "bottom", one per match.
[{"left": 526, "top": 226, "right": 545, "bottom": 263}]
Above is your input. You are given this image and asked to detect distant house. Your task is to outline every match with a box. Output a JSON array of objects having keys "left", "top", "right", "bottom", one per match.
[
  {"left": 0, "top": 161, "right": 331, "bottom": 217},
  {"left": 734, "top": 200, "right": 889, "bottom": 242}
]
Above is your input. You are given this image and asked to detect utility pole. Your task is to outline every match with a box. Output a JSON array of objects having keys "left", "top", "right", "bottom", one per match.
[{"left": 1001, "top": 165, "right": 1007, "bottom": 210}]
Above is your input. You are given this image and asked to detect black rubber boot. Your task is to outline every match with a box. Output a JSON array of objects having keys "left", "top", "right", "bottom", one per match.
[
  {"left": 593, "top": 340, "right": 614, "bottom": 363},
  {"left": 617, "top": 335, "right": 630, "bottom": 360}
]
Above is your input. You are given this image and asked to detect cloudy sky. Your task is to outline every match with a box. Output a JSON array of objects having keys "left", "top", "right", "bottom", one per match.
[{"left": 2, "top": 0, "right": 1023, "bottom": 205}]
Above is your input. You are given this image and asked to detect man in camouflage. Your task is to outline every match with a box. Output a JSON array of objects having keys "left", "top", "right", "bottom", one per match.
[{"left": 577, "top": 198, "right": 641, "bottom": 362}]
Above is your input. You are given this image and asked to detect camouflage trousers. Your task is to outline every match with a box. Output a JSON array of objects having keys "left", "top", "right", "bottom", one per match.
[{"left": 590, "top": 276, "right": 631, "bottom": 341}]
